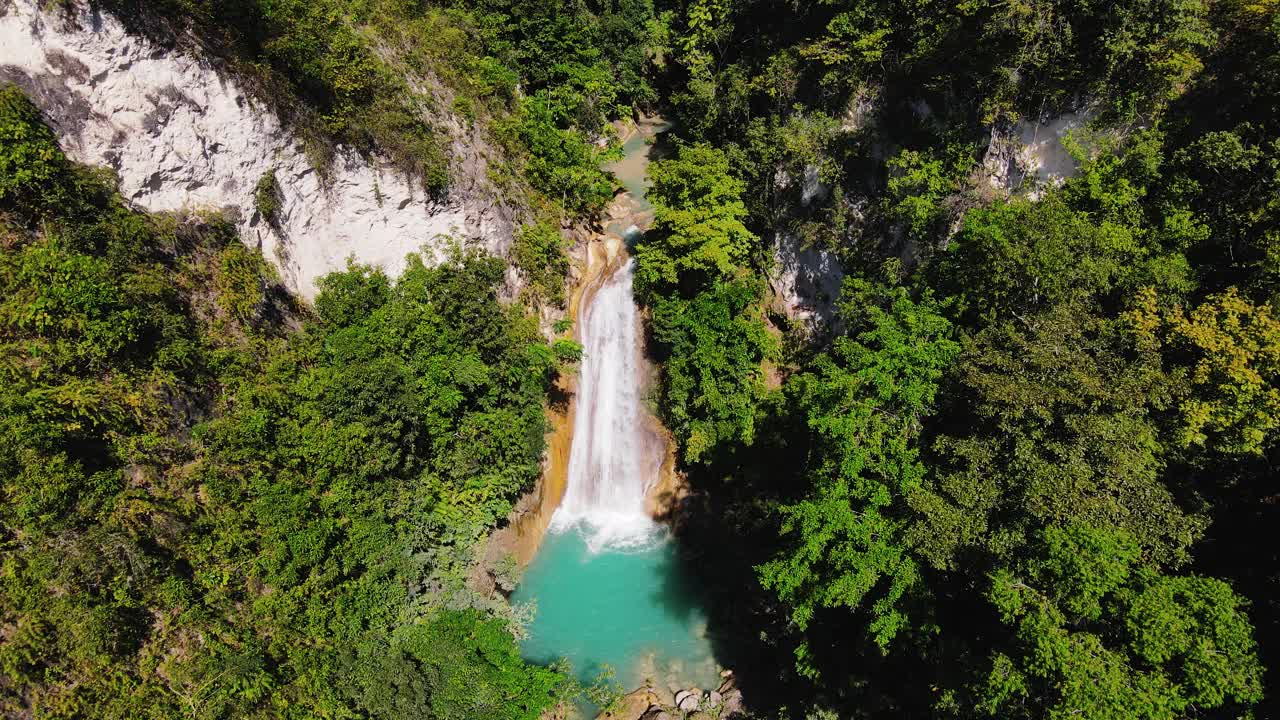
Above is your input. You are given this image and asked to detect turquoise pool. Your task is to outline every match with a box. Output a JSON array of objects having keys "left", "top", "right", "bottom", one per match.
[{"left": 512, "top": 525, "right": 720, "bottom": 704}]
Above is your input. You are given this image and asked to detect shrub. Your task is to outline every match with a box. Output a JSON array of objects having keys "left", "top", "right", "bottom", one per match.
[
  {"left": 0, "top": 83, "right": 70, "bottom": 217},
  {"left": 253, "top": 168, "right": 281, "bottom": 224},
  {"left": 512, "top": 220, "right": 570, "bottom": 306}
]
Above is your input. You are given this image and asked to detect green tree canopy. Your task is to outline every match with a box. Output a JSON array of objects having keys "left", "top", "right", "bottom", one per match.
[
  {"left": 635, "top": 143, "right": 758, "bottom": 298},
  {"left": 758, "top": 278, "right": 958, "bottom": 666},
  {"left": 975, "top": 524, "right": 1262, "bottom": 720}
]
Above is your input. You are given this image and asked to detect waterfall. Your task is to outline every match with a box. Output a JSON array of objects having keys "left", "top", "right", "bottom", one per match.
[
  {"left": 513, "top": 119, "right": 723, "bottom": 701},
  {"left": 551, "top": 259, "right": 663, "bottom": 551}
]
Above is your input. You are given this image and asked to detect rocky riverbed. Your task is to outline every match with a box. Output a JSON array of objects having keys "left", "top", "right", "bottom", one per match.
[{"left": 595, "top": 671, "right": 747, "bottom": 720}]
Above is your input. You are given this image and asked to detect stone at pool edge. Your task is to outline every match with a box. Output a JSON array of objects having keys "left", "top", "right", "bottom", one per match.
[
  {"left": 719, "top": 688, "right": 746, "bottom": 716},
  {"left": 631, "top": 687, "right": 747, "bottom": 720},
  {"left": 597, "top": 686, "right": 661, "bottom": 720}
]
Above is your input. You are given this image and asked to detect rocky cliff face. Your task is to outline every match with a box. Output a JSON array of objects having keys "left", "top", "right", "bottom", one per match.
[
  {"left": 769, "top": 231, "right": 843, "bottom": 329},
  {"left": 981, "top": 111, "right": 1089, "bottom": 196},
  {"left": 0, "top": 0, "right": 515, "bottom": 299},
  {"left": 765, "top": 161, "right": 845, "bottom": 327},
  {"left": 765, "top": 108, "right": 1088, "bottom": 328}
]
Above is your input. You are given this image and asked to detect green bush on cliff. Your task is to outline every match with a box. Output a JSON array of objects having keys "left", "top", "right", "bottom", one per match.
[
  {"left": 0, "top": 83, "right": 66, "bottom": 213},
  {"left": 252, "top": 168, "right": 281, "bottom": 223},
  {"left": 512, "top": 219, "right": 571, "bottom": 306}
]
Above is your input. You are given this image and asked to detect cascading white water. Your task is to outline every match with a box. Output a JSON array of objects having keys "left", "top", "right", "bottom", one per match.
[{"left": 550, "top": 258, "right": 664, "bottom": 551}]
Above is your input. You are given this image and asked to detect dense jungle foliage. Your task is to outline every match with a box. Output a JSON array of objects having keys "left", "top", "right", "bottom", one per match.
[
  {"left": 6, "top": 0, "right": 1280, "bottom": 718},
  {"left": 634, "top": 0, "right": 1280, "bottom": 719},
  {"left": 0, "top": 83, "right": 573, "bottom": 718}
]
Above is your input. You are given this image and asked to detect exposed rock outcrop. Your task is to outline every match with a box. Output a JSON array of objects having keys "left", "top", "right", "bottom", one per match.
[
  {"left": 799, "top": 163, "right": 829, "bottom": 208},
  {"left": 982, "top": 111, "right": 1089, "bottom": 196},
  {"left": 599, "top": 686, "right": 663, "bottom": 720},
  {"left": 0, "top": 0, "right": 516, "bottom": 299},
  {"left": 769, "top": 231, "right": 844, "bottom": 327},
  {"left": 612, "top": 675, "right": 747, "bottom": 720}
]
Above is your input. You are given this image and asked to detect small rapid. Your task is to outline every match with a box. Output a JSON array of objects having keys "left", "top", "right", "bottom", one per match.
[{"left": 550, "top": 259, "right": 664, "bottom": 552}]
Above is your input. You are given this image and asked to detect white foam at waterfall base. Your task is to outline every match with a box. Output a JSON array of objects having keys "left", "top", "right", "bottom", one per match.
[
  {"left": 550, "top": 259, "right": 665, "bottom": 553},
  {"left": 621, "top": 224, "right": 643, "bottom": 246}
]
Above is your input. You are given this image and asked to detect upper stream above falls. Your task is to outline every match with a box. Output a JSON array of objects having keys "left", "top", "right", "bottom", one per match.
[{"left": 510, "top": 119, "right": 722, "bottom": 710}]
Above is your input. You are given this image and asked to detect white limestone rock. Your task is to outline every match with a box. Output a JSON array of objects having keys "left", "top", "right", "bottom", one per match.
[
  {"left": 799, "top": 163, "right": 828, "bottom": 208},
  {"left": 0, "top": 0, "right": 515, "bottom": 300},
  {"left": 769, "top": 231, "right": 844, "bottom": 327},
  {"left": 982, "top": 111, "right": 1090, "bottom": 196}
]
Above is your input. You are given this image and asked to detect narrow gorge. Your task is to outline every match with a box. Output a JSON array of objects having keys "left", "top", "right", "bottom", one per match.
[{"left": 512, "top": 120, "right": 724, "bottom": 715}]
